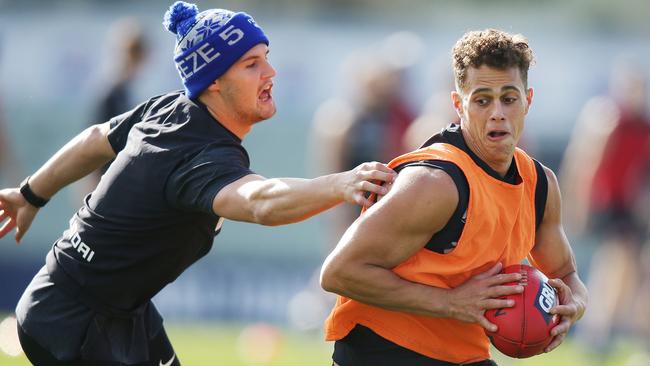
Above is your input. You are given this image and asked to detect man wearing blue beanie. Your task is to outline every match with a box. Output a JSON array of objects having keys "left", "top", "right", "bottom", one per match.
[{"left": 1, "top": 2, "right": 395, "bottom": 365}]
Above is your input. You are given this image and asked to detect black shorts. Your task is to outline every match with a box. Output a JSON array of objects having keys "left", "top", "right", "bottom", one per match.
[
  {"left": 333, "top": 325, "right": 497, "bottom": 366},
  {"left": 18, "top": 323, "right": 179, "bottom": 366},
  {"left": 16, "top": 266, "right": 178, "bottom": 365}
]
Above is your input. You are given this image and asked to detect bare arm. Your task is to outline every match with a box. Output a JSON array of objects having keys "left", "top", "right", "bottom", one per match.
[
  {"left": 320, "top": 166, "right": 523, "bottom": 331},
  {"left": 212, "top": 162, "right": 396, "bottom": 226},
  {"left": 0, "top": 123, "right": 115, "bottom": 242},
  {"left": 28, "top": 123, "right": 116, "bottom": 199},
  {"left": 528, "top": 166, "right": 588, "bottom": 353}
]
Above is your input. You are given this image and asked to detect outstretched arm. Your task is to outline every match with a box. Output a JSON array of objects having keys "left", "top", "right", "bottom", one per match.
[
  {"left": 528, "top": 166, "right": 588, "bottom": 353},
  {"left": 24, "top": 123, "right": 116, "bottom": 199},
  {"left": 320, "top": 166, "right": 523, "bottom": 331},
  {"left": 212, "top": 162, "right": 396, "bottom": 226},
  {"left": 0, "top": 123, "right": 116, "bottom": 242}
]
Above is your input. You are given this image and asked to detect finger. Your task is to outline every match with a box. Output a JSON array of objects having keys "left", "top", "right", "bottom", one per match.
[
  {"left": 364, "top": 162, "right": 395, "bottom": 174},
  {"left": 478, "top": 315, "right": 498, "bottom": 332},
  {"left": 377, "top": 164, "right": 396, "bottom": 174},
  {"left": 363, "top": 171, "right": 396, "bottom": 184},
  {"left": 548, "top": 278, "right": 569, "bottom": 292},
  {"left": 473, "top": 263, "right": 503, "bottom": 280},
  {"left": 358, "top": 181, "right": 388, "bottom": 196},
  {"left": 356, "top": 200, "right": 373, "bottom": 209},
  {"left": 485, "top": 272, "right": 522, "bottom": 286},
  {"left": 544, "top": 333, "right": 566, "bottom": 353},
  {"left": 549, "top": 279, "right": 572, "bottom": 301},
  {"left": 0, "top": 210, "right": 9, "bottom": 222},
  {"left": 0, "top": 219, "right": 16, "bottom": 238},
  {"left": 377, "top": 182, "right": 393, "bottom": 200},
  {"left": 550, "top": 304, "right": 577, "bottom": 316},
  {"left": 359, "top": 197, "right": 373, "bottom": 208},
  {"left": 351, "top": 192, "right": 370, "bottom": 207},
  {"left": 550, "top": 317, "right": 572, "bottom": 337},
  {"left": 482, "top": 298, "right": 516, "bottom": 310},
  {"left": 489, "top": 284, "right": 524, "bottom": 298},
  {"left": 355, "top": 169, "right": 393, "bottom": 186}
]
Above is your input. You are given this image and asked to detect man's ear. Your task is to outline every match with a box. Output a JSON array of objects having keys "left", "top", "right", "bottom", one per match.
[
  {"left": 451, "top": 91, "right": 464, "bottom": 120},
  {"left": 205, "top": 79, "right": 220, "bottom": 93},
  {"left": 525, "top": 87, "right": 534, "bottom": 113}
]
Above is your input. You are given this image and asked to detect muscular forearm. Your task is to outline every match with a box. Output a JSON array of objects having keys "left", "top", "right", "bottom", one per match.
[
  {"left": 215, "top": 162, "right": 392, "bottom": 225},
  {"left": 245, "top": 174, "right": 344, "bottom": 226},
  {"left": 28, "top": 124, "right": 115, "bottom": 199},
  {"left": 321, "top": 260, "right": 449, "bottom": 317}
]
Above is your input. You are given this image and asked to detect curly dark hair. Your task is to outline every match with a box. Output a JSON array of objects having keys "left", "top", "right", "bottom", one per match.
[{"left": 452, "top": 29, "right": 534, "bottom": 91}]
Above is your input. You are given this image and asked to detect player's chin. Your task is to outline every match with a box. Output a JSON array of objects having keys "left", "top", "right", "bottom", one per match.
[
  {"left": 256, "top": 102, "right": 276, "bottom": 120},
  {"left": 258, "top": 110, "right": 276, "bottom": 122},
  {"left": 489, "top": 142, "right": 515, "bottom": 158}
]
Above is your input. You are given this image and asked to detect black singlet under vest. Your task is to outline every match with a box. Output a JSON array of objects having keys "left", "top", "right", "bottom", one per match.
[{"left": 393, "top": 124, "right": 548, "bottom": 254}]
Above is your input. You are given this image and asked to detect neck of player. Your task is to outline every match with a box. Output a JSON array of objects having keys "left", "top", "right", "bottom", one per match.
[
  {"left": 200, "top": 96, "right": 252, "bottom": 140},
  {"left": 461, "top": 128, "right": 513, "bottom": 178}
]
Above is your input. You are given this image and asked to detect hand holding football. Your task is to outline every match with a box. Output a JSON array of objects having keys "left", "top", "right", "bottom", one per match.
[{"left": 484, "top": 264, "right": 560, "bottom": 358}]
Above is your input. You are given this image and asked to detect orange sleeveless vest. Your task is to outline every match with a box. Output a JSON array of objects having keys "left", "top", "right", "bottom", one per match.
[{"left": 324, "top": 143, "right": 539, "bottom": 364}]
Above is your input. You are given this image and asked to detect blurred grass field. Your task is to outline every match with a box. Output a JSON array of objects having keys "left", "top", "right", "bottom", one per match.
[{"left": 1, "top": 319, "right": 648, "bottom": 366}]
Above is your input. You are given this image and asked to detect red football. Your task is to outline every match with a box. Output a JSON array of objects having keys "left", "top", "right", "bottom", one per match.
[{"left": 484, "top": 264, "right": 560, "bottom": 358}]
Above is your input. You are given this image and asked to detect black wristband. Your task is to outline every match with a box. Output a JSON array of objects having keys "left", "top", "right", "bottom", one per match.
[{"left": 20, "top": 177, "right": 49, "bottom": 208}]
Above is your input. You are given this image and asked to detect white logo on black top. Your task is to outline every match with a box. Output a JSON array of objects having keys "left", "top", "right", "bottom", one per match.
[
  {"left": 70, "top": 232, "right": 95, "bottom": 262},
  {"left": 160, "top": 354, "right": 176, "bottom": 366}
]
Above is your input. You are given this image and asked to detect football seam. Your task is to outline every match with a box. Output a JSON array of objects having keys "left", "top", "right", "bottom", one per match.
[
  {"left": 490, "top": 333, "right": 551, "bottom": 347},
  {"left": 519, "top": 264, "right": 526, "bottom": 358}
]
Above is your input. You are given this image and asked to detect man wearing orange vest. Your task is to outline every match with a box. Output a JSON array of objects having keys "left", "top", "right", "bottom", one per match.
[{"left": 320, "top": 29, "right": 588, "bottom": 366}]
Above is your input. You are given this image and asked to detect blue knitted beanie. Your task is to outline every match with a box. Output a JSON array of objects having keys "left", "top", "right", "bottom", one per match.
[{"left": 163, "top": 1, "right": 269, "bottom": 99}]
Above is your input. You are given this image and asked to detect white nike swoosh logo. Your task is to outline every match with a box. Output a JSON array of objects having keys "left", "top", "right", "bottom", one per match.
[{"left": 160, "top": 354, "right": 176, "bottom": 366}]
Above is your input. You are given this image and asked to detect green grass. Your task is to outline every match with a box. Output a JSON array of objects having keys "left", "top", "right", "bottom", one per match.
[
  {"left": 0, "top": 321, "right": 647, "bottom": 366},
  {"left": 0, "top": 322, "right": 332, "bottom": 366},
  {"left": 165, "top": 323, "right": 332, "bottom": 366}
]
